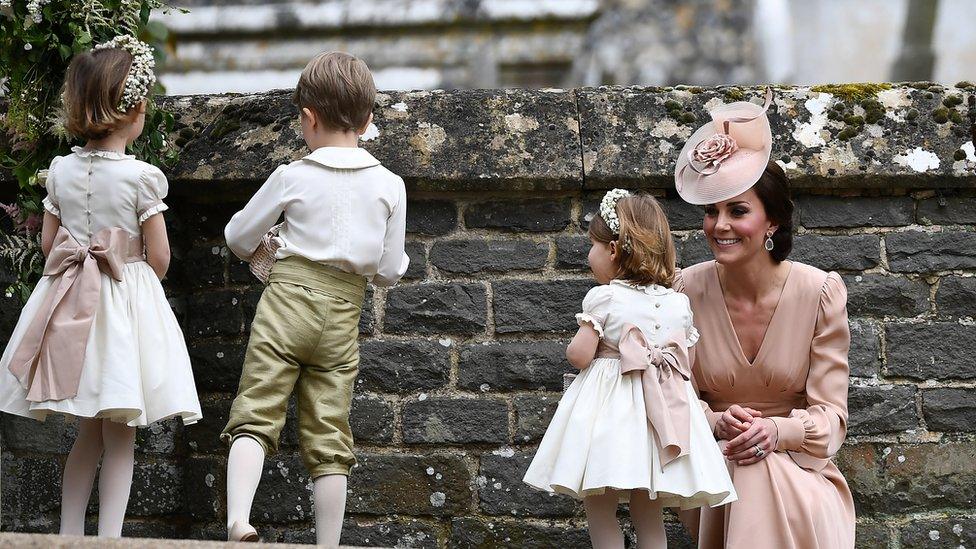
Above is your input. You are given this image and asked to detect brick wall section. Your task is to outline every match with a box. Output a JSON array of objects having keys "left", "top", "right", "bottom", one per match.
[{"left": 2, "top": 85, "right": 976, "bottom": 547}]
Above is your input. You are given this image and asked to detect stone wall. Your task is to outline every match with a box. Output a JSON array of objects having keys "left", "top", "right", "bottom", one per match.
[{"left": 2, "top": 84, "right": 976, "bottom": 548}]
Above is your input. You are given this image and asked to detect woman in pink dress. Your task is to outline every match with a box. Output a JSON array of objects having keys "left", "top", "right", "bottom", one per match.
[{"left": 671, "top": 90, "right": 856, "bottom": 548}]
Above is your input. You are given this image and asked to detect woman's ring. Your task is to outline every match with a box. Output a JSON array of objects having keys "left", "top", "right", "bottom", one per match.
[{"left": 754, "top": 445, "right": 765, "bottom": 457}]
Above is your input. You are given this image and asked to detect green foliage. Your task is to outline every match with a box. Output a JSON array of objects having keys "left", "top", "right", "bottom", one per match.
[{"left": 0, "top": 0, "right": 182, "bottom": 301}]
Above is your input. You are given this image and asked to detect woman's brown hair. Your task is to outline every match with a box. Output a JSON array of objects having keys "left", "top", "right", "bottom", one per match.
[
  {"left": 588, "top": 193, "right": 677, "bottom": 287},
  {"left": 62, "top": 48, "right": 135, "bottom": 140},
  {"left": 752, "top": 161, "right": 794, "bottom": 262}
]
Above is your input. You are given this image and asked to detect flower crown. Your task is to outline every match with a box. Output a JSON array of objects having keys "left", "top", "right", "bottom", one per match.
[
  {"left": 599, "top": 188, "right": 631, "bottom": 235},
  {"left": 93, "top": 35, "right": 156, "bottom": 112}
]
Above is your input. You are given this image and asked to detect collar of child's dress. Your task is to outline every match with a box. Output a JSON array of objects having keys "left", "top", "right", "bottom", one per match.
[
  {"left": 610, "top": 279, "right": 674, "bottom": 295},
  {"left": 72, "top": 146, "right": 135, "bottom": 160},
  {"left": 303, "top": 146, "right": 382, "bottom": 169}
]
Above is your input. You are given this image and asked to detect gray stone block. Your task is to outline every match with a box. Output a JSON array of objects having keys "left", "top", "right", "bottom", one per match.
[
  {"left": 791, "top": 234, "right": 881, "bottom": 271},
  {"left": 886, "top": 322, "right": 976, "bottom": 380},
  {"left": 431, "top": 239, "right": 548, "bottom": 274},
  {"left": 798, "top": 197, "right": 914, "bottom": 228},
  {"left": 493, "top": 279, "right": 593, "bottom": 334},
  {"left": 478, "top": 451, "right": 578, "bottom": 517},
  {"left": 358, "top": 339, "right": 451, "bottom": 393},
  {"left": 887, "top": 231, "right": 976, "bottom": 272},
  {"left": 346, "top": 453, "right": 473, "bottom": 516},
  {"left": 843, "top": 274, "right": 929, "bottom": 317},
  {"left": 402, "top": 397, "right": 508, "bottom": 444},
  {"left": 350, "top": 393, "right": 395, "bottom": 444},
  {"left": 465, "top": 199, "right": 572, "bottom": 232},
  {"left": 921, "top": 388, "right": 976, "bottom": 432},
  {"left": 847, "top": 385, "right": 919, "bottom": 435},
  {"left": 385, "top": 283, "right": 487, "bottom": 335},
  {"left": 458, "top": 341, "right": 570, "bottom": 392}
]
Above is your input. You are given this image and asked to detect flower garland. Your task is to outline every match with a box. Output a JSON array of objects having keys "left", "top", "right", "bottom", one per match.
[
  {"left": 599, "top": 188, "right": 631, "bottom": 235},
  {"left": 94, "top": 34, "right": 157, "bottom": 111}
]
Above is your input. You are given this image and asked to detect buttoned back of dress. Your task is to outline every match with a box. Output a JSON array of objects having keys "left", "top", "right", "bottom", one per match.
[
  {"left": 44, "top": 148, "right": 167, "bottom": 246},
  {"left": 591, "top": 280, "right": 697, "bottom": 350}
]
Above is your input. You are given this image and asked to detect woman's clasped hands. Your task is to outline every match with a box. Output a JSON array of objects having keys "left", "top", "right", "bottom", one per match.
[{"left": 714, "top": 404, "right": 779, "bottom": 466}]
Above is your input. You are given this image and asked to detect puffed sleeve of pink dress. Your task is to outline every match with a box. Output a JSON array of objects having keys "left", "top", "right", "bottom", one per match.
[{"left": 675, "top": 261, "right": 856, "bottom": 549}]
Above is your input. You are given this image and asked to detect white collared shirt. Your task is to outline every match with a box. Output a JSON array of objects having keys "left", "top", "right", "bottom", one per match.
[{"left": 224, "top": 146, "right": 409, "bottom": 287}]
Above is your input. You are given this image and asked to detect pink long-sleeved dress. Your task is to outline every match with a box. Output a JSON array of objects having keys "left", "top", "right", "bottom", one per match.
[{"left": 676, "top": 260, "right": 856, "bottom": 549}]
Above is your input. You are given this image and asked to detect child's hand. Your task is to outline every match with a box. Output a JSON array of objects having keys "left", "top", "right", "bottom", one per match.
[{"left": 713, "top": 404, "right": 762, "bottom": 440}]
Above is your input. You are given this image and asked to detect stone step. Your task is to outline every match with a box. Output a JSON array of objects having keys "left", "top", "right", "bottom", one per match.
[{"left": 0, "top": 533, "right": 383, "bottom": 549}]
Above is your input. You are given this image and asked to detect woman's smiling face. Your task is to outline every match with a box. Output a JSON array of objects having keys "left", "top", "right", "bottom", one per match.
[{"left": 703, "top": 188, "right": 777, "bottom": 266}]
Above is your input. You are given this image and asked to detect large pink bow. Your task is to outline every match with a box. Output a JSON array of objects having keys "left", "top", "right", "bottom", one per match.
[
  {"left": 618, "top": 323, "right": 693, "bottom": 466},
  {"left": 8, "top": 226, "right": 142, "bottom": 402}
]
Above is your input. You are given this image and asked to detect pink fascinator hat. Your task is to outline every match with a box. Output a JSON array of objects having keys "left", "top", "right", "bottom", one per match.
[{"left": 674, "top": 88, "right": 773, "bottom": 205}]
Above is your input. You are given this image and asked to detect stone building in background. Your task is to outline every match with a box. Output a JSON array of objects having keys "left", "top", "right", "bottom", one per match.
[{"left": 155, "top": 0, "right": 976, "bottom": 95}]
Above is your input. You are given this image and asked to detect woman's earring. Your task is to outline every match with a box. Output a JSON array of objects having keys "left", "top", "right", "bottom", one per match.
[{"left": 764, "top": 233, "right": 775, "bottom": 251}]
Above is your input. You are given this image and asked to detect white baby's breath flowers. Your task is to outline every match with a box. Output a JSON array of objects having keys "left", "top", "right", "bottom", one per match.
[
  {"left": 94, "top": 35, "right": 156, "bottom": 111},
  {"left": 599, "top": 188, "right": 631, "bottom": 234},
  {"left": 26, "top": 0, "right": 50, "bottom": 24}
]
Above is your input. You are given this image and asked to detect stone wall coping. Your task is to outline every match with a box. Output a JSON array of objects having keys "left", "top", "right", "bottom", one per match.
[{"left": 158, "top": 83, "right": 976, "bottom": 195}]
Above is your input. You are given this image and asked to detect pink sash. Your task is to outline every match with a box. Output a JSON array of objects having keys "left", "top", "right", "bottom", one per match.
[
  {"left": 617, "top": 323, "right": 693, "bottom": 466},
  {"left": 8, "top": 226, "right": 144, "bottom": 402}
]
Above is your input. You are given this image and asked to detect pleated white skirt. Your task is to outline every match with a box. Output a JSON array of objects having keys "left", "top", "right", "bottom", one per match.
[
  {"left": 0, "top": 262, "right": 202, "bottom": 427},
  {"left": 523, "top": 358, "right": 736, "bottom": 509}
]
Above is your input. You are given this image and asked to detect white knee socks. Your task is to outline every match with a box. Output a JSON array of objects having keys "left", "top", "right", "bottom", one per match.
[
  {"left": 584, "top": 490, "right": 625, "bottom": 549},
  {"left": 59, "top": 419, "right": 136, "bottom": 538},
  {"left": 630, "top": 490, "right": 667, "bottom": 549},
  {"left": 97, "top": 420, "right": 136, "bottom": 537},
  {"left": 312, "top": 474, "right": 347, "bottom": 548},
  {"left": 60, "top": 419, "right": 103, "bottom": 536},
  {"left": 225, "top": 436, "right": 265, "bottom": 536}
]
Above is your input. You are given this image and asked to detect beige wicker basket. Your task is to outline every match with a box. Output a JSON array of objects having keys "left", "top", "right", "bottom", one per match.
[{"left": 248, "top": 223, "right": 283, "bottom": 284}]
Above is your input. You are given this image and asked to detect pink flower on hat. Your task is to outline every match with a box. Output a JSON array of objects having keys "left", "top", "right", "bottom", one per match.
[{"left": 691, "top": 133, "right": 738, "bottom": 168}]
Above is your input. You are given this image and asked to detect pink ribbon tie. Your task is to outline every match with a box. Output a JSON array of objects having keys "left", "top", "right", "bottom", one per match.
[
  {"left": 8, "top": 226, "right": 143, "bottom": 403},
  {"left": 618, "top": 323, "right": 693, "bottom": 466}
]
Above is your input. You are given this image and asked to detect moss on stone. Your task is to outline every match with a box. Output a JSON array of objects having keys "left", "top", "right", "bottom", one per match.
[
  {"left": 932, "top": 107, "right": 950, "bottom": 124},
  {"left": 906, "top": 108, "right": 919, "bottom": 120},
  {"left": 211, "top": 118, "right": 241, "bottom": 139},
  {"left": 680, "top": 112, "right": 697, "bottom": 124},
  {"left": 943, "top": 94, "right": 963, "bottom": 108},
  {"left": 838, "top": 127, "right": 859, "bottom": 141},
  {"left": 954, "top": 149, "right": 968, "bottom": 161},
  {"left": 810, "top": 83, "right": 892, "bottom": 102},
  {"left": 722, "top": 87, "right": 745, "bottom": 101},
  {"left": 956, "top": 81, "right": 974, "bottom": 89}
]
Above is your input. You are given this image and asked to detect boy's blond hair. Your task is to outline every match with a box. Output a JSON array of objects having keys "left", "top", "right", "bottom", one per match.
[{"left": 293, "top": 51, "right": 376, "bottom": 132}]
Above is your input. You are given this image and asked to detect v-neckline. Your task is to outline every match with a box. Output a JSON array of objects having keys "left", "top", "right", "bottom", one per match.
[{"left": 711, "top": 260, "right": 794, "bottom": 367}]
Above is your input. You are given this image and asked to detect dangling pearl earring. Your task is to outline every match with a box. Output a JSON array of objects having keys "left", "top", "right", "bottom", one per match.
[{"left": 764, "top": 232, "right": 775, "bottom": 251}]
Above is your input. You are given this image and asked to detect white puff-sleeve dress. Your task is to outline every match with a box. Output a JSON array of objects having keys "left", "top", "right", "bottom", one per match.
[
  {"left": 0, "top": 147, "right": 202, "bottom": 427},
  {"left": 522, "top": 280, "right": 736, "bottom": 509}
]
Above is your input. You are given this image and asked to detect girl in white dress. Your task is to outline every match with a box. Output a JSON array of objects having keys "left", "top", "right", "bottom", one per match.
[
  {"left": 523, "top": 190, "right": 736, "bottom": 548},
  {"left": 0, "top": 36, "right": 201, "bottom": 537}
]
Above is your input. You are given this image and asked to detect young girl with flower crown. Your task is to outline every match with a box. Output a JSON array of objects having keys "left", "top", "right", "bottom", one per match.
[
  {"left": 523, "top": 190, "right": 736, "bottom": 548},
  {"left": 0, "top": 36, "right": 201, "bottom": 537}
]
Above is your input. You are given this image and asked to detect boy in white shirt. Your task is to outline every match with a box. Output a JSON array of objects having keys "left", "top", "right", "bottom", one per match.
[{"left": 220, "top": 51, "right": 408, "bottom": 546}]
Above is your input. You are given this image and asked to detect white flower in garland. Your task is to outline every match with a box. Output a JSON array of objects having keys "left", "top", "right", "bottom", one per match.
[
  {"left": 25, "top": 0, "right": 50, "bottom": 24},
  {"left": 599, "top": 188, "right": 631, "bottom": 234},
  {"left": 94, "top": 35, "right": 156, "bottom": 112}
]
